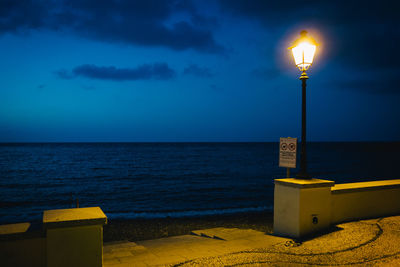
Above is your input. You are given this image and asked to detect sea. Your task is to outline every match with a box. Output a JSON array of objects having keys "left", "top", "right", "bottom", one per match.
[{"left": 0, "top": 142, "right": 399, "bottom": 224}]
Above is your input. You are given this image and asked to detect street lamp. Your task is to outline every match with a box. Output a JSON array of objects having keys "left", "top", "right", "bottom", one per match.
[{"left": 288, "top": 30, "right": 318, "bottom": 179}]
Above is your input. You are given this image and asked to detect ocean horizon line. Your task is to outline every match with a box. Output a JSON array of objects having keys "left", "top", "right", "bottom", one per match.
[{"left": 1, "top": 140, "right": 399, "bottom": 144}]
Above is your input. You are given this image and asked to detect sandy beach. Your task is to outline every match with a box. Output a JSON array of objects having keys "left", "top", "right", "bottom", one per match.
[{"left": 103, "top": 211, "right": 273, "bottom": 242}]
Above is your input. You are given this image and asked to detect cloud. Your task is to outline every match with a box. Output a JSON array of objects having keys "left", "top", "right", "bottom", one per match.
[
  {"left": 218, "top": 0, "right": 400, "bottom": 70},
  {"left": 56, "top": 63, "right": 176, "bottom": 81},
  {"left": 0, "top": 0, "right": 224, "bottom": 54},
  {"left": 183, "top": 64, "right": 214, "bottom": 77},
  {"left": 331, "top": 77, "right": 400, "bottom": 95},
  {"left": 218, "top": 0, "right": 399, "bottom": 26},
  {"left": 0, "top": 1, "right": 48, "bottom": 32}
]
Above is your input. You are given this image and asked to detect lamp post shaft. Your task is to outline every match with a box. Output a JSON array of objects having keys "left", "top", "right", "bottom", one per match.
[{"left": 297, "top": 72, "right": 311, "bottom": 179}]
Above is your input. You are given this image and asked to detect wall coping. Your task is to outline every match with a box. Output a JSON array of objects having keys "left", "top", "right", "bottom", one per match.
[
  {"left": 332, "top": 179, "right": 400, "bottom": 194},
  {"left": 0, "top": 222, "right": 44, "bottom": 241},
  {"left": 0, "top": 222, "right": 31, "bottom": 235},
  {"left": 275, "top": 178, "right": 335, "bottom": 188},
  {"left": 43, "top": 207, "right": 107, "bottom": 229}
]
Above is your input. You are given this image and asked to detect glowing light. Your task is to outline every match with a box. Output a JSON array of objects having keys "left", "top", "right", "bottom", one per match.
[{"left": 289, "top": 31, "right": 318, "bottom": 72}]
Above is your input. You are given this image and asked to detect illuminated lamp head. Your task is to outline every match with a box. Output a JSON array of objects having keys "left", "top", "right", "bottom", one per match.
[{"left": 288, "top": 30, "right": 318, "bottom": 73}]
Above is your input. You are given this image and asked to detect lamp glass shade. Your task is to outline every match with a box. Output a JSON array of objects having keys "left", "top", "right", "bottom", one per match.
[
  {"left": 291, "top": 42, "right": 316, "bottom": 71},
  {"left": 289, "top": 31, "right": 318, "bottom": 72}
]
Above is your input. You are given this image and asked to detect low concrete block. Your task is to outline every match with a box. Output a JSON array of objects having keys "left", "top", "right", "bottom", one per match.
[
  {"left": 0, "top": 222, "right": 45, "bottom": 267},
  {"left": 43, "top": 207, "right": 107, "bottom": 267},
  {"left": 46, "top": 224, "right": 103, "bottom": 267},
  {"left": 274, "top": 178, "right": 334, "bottom": 238}
]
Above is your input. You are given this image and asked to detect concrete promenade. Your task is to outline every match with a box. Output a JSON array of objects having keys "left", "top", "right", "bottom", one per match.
[{"left": 103, "top": 215, "right": 400, "bottom": 266}]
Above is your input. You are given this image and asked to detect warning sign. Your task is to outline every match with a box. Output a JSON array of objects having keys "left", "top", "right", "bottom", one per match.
[{"left": 279, "top": 137, "right": 297, "bottom": 168}]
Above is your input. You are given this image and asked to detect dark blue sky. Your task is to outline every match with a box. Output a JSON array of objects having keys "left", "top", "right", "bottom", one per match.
[{"left": 0, "top": 0, "right": 399, "bottom": 142}]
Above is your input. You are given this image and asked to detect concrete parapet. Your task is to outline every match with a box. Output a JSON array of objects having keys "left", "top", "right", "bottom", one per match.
[
  {"left": 43, "top": 207, "right": 107, "bottom": 267},
  {"left": 274, "top": 178, "right": 400, "bottom": 238},
  {"left": 331, "top": 179, "right": 400, "bottom": 224},
  {"left": 274, "top": 178, "right": 334, "bottom": 238},
  {"left": 0, "top": 207, "right": 107, "bottom": 267},
  {"left": 0, "top": 222, "right": 45, "bottom": 267}
]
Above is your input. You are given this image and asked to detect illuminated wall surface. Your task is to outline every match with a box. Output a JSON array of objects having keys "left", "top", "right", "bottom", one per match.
[
  {"left": 1, "top": 182, "right": 400, "bottom": 266},
  {"left": 0, "top": 1, "right": 399, "bottom": 143},
  {"left": 0, "top": 207, "right": 107, "bottom": 267},
  {"left": 274, "top": 179, "right": 400, "bottom": 238}
]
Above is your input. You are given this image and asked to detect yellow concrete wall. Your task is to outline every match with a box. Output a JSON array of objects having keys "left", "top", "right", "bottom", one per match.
[
  {"left": 299, "top": 187, "right": 331, "bottom": 237},
  {"left": 274, "top": 179, "right": 400, "bottom": 238},
  {"left": 0, "top": 207, "right": 107, "bottom": 267},
  {"left": 274, "top": 183, "right": 300, "bottom": 237},
  {"left": 274, "top": 178, "right": 334, "bottom": 238},
  {"left": 0, "top": 237, "right": 46, "bottom": 267},
  {"left": 47, "top": 224, "right": 103, "bottom": 267},
  {"left": 332, "top": 185, "right": 400, "bottom": 224}
]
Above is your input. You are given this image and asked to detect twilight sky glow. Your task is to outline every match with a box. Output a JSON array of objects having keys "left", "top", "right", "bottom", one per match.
[{"left": 1, "top": 0, "right": 399, "bottom": 142}]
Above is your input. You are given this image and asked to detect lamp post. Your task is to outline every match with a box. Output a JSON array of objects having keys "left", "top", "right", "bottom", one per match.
[{"left": 288, "top": 30, "right": 318, "bottom": 179}]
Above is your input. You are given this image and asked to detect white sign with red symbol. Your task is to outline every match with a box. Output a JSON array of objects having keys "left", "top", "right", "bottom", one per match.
[{"left": 279, "top": 137, "right": 297, "bottom": 168}]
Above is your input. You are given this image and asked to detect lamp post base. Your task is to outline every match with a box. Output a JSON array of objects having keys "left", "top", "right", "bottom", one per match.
[{"left": 296, "top": 171, "right": 311, "bottom": 179}]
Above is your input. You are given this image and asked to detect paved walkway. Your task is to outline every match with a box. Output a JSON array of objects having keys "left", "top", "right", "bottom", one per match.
[{"left": 103, "top": 215, "right": 400, "bottom": 266}]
